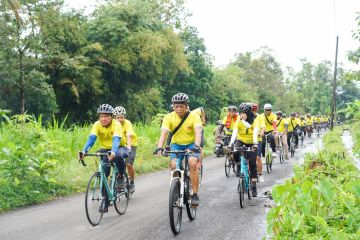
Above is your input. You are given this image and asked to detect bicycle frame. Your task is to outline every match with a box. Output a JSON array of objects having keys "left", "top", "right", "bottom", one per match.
[
  {"left": 265, "top": 133, "right": 272, "bottom": 158},
  {"left": 98, "top": 161, "right": 119, "bottom": 202},
  {"left": 240, "top": 153, "right": 250, "bottom": 191}
]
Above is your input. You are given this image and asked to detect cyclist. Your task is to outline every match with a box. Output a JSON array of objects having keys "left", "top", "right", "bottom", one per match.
[
  {"left": 229, "top": 103, "right": 259, "bottom": 197},
  {"left": 114, "top": 106, "right": 138, "bottom": 193},
  {"left": 191, "top": 107, "right": 206, "bottom": 167},
  {"left": 260, "top": 103, "right": 277, "bottom": 158},
  {"left": 299, "top": 116, "right": 306, "bottom": 136},
  {"left": 287, "top": 112, "right": 300, "bottom": 150},
  {"left": 219, "top": 106, "right": 238, "bottom": 146},
  {"left": 155, "top": 93, "right": 202, "bottom": 206},
  {"left": 252, "top": 103, "right": 265, "bottom": 183},
  {"left": 275, "top": 111, "right": 289, "bottom": 160},
  {"left": 313, "top": 114, "right": 321, "bottom": 132},
  {"left": 305, "top": 113, "right": 313, "bottom": 135},
  {"left": 79, "top": 104, "right": 126, "bottom": 213}
]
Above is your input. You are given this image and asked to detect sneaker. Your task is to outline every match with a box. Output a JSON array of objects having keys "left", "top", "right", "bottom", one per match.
[
  {"left": 129, "top": 182, "right": 135, "bottom": 193},
  {"left": 258, "top": 175, "right": 264, "bottom": 183},
  {"left": 272, "top": 152, "right": 277, "bottom": 158},
  {"left": 116, "top": 175, "right": 125, "bottom": 191},
  {"left": 191, "top": 194, "right": 199, "bottom": 207},
  {"left": 98, "top": 206, "right": 108, "bottom": 213}
]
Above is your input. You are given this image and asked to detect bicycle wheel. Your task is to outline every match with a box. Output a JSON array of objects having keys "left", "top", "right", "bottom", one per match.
[
  {"left": 290, "top": 142, "right": 295, "bottom": 157},
  {"left": 85, "top": 173, "right": 104, "bottom": 226},
  {"left": 279, "top": 148, "right": 284, "bottom": 164},
  {"left": 238, "top": 176, "right": 245, "bottom": 208},
  {"left": 225, "top": 155, "right": 231, "bottom": 177},
  {"left": 198, "top": 164, "right": 203, "bottom": 186},
  {"left": 266, "top": 154, "right": 271, "bottom": 173},
  {"left": 185, "top": 176, "right": 196, "bottom": 220},
  {"left": 114, "top": 174, "right": 129, "bottom": 215},
  {"left": 247, "top": 176, "right": 251, "bottom": 200},
  {"left": 169, "top": 178, "right": 182, "bottom": 235},
  {"left": 301, "top": 135, "right": 304, "bottom": 146}
]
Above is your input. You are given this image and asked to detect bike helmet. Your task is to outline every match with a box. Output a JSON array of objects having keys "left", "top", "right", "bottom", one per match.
[
  {"left": 276, "top": 111, "right": 283, "bottom": 116},
  {"left": 251, "top": 103, "right": 258, "bottom": 112},
  {"left": 216, "top": 120, "right": 223, "bottom": 125},
  {"left": 239, "top": 103, "right": 252, "bottom": 113},
  {"left": 228, "top": 105, "right": 237, "bottom": 111},
  {"left": 172, "top": 93, "right": 189, "bottom": 104},
  {"left": 283, "top": 113, "right": 287, "bottom": 118},
  {"left": 97, "top": 104, "right": 114, "bottom": 115},
  {"left": 114, "top": 106, "right": 126, "bottom": 115},
  {"left": 300, "top": 116, "right": 305, "bottom": 119},
  {"left": 264, "top": 103, "right": 272, "bottom": 110},
  {"left": 290, "top": 112, "right": 296, "bottom": 116}
]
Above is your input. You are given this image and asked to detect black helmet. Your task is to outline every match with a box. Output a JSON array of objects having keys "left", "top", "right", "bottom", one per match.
[
  {"left": 172, "top": 93, "right": 189, "bottom": 104},
  {"left": 290, "top": 112, "right": 296, "bottom": 116},
  {"left": 97, "top": 104, "right": 114, "bottom": 115},
  {"left": 239, "top": 103, "right": 252, "bottom": 113},
  {"left": 228, "top": 105, "right": 237, "bottom": 111},
  {"left": 276, "top": 111, "right": 283, "bottom": 116}
]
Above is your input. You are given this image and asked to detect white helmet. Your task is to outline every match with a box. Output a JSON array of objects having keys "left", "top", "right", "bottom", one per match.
[
  {"left": 264, "top": 103, "right": 272, "bottom": 110},
  {"left": 114, "top": 106, "right": 126, "bottom": 116}
]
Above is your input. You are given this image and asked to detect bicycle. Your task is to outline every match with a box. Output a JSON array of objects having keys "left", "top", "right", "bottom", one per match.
[
  {"left": 231, "top": 146, "right": 255, "bottom": 208},
  {"left": 79, "top": 151, "right": 130, "bottom": 226},
  {"left": 299, "top": 127, "right": 305, "bottom": 146},
  {"left": 264, "top": 133, "right": 273, "bottom": 173},
  {"left": 289, "top": 133, "right": 296, "bottom": 157},
  {"left": 277, "top": 133, "right": 284, "bottom": 164},
  {"left": 306, "top": 125, "right": 312, "bottom": 138},
  {"left": 162, "top": 149, "right": 198, "bottom": 235},
  {"left": 224, "top": 148, "right": 236, "bottom": 177}
]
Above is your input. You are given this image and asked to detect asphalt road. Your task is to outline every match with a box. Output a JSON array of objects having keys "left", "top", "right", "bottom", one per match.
[{"left": 0, "top": 134, "right": 323, "bottom": 240}]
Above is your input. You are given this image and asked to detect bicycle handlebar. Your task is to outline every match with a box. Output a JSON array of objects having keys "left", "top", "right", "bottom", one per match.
[{"left": 78, "top": 151, "right": 110, "bottom": 167}]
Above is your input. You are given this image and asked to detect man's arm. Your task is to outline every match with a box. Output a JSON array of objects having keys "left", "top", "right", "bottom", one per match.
[
  {"left": 157, "top": 128, "right": 169, "bottom": 149},
  {"left": 194, "top": 125, "right": 202, "bottom": 146}
]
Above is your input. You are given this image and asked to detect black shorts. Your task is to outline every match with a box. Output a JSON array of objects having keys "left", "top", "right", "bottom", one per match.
[{"left": 125, "top": 146, "right": 137, "bottom": 165}]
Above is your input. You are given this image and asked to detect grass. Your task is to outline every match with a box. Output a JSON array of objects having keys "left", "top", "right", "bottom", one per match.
[{"left": 0, "top": 119, "right": 216, "bottom": 212}]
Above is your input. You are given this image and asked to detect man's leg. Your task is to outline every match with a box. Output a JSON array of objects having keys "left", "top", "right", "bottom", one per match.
[
  {"left": 256, "top": 142, "right": 264, "bottom": 182},
  {"left": 189, "top": 156, "right": 199, "bottom": 206},
  {"left": 282, "top": 133, "right": 289, "bottom": 159},
  {"left": 126, "top": 147, "right": 137, "bottom": 192}
]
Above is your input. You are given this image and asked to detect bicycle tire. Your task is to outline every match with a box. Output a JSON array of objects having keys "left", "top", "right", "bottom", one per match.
[
  {"left": 225, "top": 156, "right": 231, "bottom": 177},
  {"left": 198, "top": 164, "right": 203, "bottom": 185},
  {"left": 279, "top": 148, "right": 284, "bottom": 164},
  {"left": 238, "top": 176, "right": 245, "bottom": 208},
  {"left": 266, "top": 154, "right": 271, "bottom": 173},
  {"left": 185, "top": 176, "right": 196, "bottom": 220},
  {"left": 169, "top": 178, "right": 182, "bottom": 235},
  {"left": 247, "top": 177, "right": 251, "bottom": 200},
  {"left": 85, "top": 173, "right": 104, "bottom": 226},
  {"left": 114, "top": 174, "right": 129, "bottom": 215}
]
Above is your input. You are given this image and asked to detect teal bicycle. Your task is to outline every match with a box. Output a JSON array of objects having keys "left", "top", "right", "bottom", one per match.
[{"left": 79, "top": 151, "right": 130, "bottom": 226}]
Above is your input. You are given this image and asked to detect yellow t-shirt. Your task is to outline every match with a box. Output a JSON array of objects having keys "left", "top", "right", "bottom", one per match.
[
  {"left": 222, "top": 115, "right": 238, "bottom": 135},
  {"left": 234, "top": 118, "right": 260, "bottom": 144},
  {"left": 120, "top": 119, "right": 138, "bottom": 147},
  {"left": 276, "top": 118, "right": 288, "bottom": 133},
  {"left": 313, "top": 117, "right": 321, "bottom": 124},
  {"left": 288, "top": 117, "right": 300, "bottom": 132},
  {"left": 192, "top": 108, "right": 205, "bottom": 125},
  {"left": 255, "top": 113, "right": 265, "bottom": 142},
  {"left": 305, "top": 117, "right": 313, "bottom": 125},
  {"left": 299, "top": 119, "right": 306, "bottom": 127},
  {"left": 323, "top": 117, "right": 329, "bottom": 122},
  {"left": 261, "top": 112, "right": 277, "bottom": 132},
  {"left": 90, "top": 119, "right": 122, "bottom": 149},
  {"left": 162, "top": 111, "right": 202, "bottom": 145}
]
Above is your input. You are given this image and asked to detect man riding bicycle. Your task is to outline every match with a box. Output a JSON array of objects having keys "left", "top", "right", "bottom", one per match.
[
  {"left": 229, "top": 103, "right": 259, "bottom": 197},
  {"left": 252, "top": 103, "right": 265, "bottom": 183},
  {"left": 155, "top": 93, "right": 202, "bottom": 206},
  {"left": 275, "top": 111, "right": 289, "bottom": 160},
  {"left": 78, "top": 104, "right": 127, "bottom": 213},
  {"left": 114, "top": 106, "right": 138, "bottom": 193},
  {"left": 299, "top": 116, "right": 306, "bottom": 136},
  {"left": 287, "top": 112, "right": 300, "bottom": 149},
  {"left": 260, "top": 103, "right": 277, "bottom": 158}
]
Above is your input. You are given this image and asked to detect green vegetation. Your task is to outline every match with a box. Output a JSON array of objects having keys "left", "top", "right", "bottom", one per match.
[
  {"left": 267, "top": 128, "right": 360, "bottom": 239},
  {"left": 0, "top": 115, "right": 215, "bottom": 212}
]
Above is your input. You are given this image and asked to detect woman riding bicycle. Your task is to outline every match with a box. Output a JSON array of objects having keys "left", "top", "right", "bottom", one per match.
[{"left": 229, "top": 103, "right": 259, "bottom": 197}]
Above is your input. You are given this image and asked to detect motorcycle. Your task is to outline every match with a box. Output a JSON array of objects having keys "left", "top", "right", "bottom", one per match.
[{"left": 214, "top": 136, "right": 231, "bottom": 158}]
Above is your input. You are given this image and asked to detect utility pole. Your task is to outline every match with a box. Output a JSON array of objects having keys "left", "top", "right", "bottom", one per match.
[{"left": 330, "top": 36, "right": 339, "bottom": 130}]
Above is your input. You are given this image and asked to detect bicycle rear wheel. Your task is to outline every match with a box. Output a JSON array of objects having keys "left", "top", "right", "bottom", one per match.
[
  {"left": 114, "top": 174, "right": 129, "bottom": 215},
  {"left": 85, "top": 173, "right": 104, "bottom": 226},
  {"left": 279, "top": 148, "right": 284, "bottom": 164},
  {"left": 198, "top": 164, "right": 203, "bottom": 185},
  {"left": 185, "top": 176, "right": 196, "bottom": 220},
  {"left": 238, "top": 176, "right": 245, "bottom": 208},
  {"left": 225, "top": 156, "right": 231, "bottom": 177},
  {"left": 266, "top": 154, "right": 271, "bottom": 173},
  {"left": 169, "top": 178, "right": 182, "bottom": 235}
]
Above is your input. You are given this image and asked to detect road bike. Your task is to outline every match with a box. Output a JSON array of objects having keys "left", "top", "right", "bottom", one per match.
[
  {"left": 264, "top": 133, "right": 273, "bottom": 173},
  {"left": 231, "top": 146, "right": 255, "bottom": 208},
  {"left": 162, "top": 149, "right": 198, "bottom": 235},
  {"left": 79, "top": 151, "right": 130, "bottom": 226}
]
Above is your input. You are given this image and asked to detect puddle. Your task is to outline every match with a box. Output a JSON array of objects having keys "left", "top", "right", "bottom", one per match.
[{"left": 341, "top": 130, "right": 360, "bottom": 170}]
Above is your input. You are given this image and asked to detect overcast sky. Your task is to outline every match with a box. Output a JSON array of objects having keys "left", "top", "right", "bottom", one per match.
[{"left": 65, "top": 0, "right": 360, "bottom": 71}]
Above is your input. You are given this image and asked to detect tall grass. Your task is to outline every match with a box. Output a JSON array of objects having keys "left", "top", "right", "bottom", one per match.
[{"left": 0, "top": 117, "right": 216, "bottom": 212}]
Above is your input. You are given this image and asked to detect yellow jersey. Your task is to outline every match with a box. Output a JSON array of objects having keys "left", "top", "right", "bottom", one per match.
[
  {"left": 313, "top": 117, "right": 321, "bottom": 124},
  {"left": 260, "top": 112, "right": 277, "bottom": 132},
  {"left": 90, "top": 119, "right": 123, "bottom": 149},
  {"left": 120, "top": 119, "right": 138, "bottom": 147},
  {"left": 192, "top": 107, "right": 205, "bottom": 125},
  {"left": 233, "top": 118, "right": 260, "bottom": 144},
  {"left": 162, "top": 111, "right": 202, "bottom": 145},
  {"left": 276, "top": 117, "right": 288, "bottom": 133},
  {"left": 305, "top": 117, "right": 313, "bottom": 126},
  {"left": 222, "top": 115, "right": 238, "bottom": 135},
  {"left": 288, "top": 117, "right": 300, "bottom": 132},
  {"left": 255, "top": 113, "right": 265, "bottom": 142},
  {"left": 299, "top": 119, "right": 306, "bottom": 127}
]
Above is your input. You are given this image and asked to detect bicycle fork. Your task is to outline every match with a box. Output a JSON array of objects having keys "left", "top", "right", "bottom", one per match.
[
  {"left": 240, "top": 156, "right": 249, "bottom": 191},
  {"left": 170, "top": 169, "right": 184, "bottom": 208}
]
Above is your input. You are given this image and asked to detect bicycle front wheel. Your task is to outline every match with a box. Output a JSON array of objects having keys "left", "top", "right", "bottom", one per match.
[
  {"left": 85, "top": 173, "right": 103, "bottom": 226},
  {"left": 266, "top": 154, "right": 271, "bottom": 173},
  {"left": 169, "top": 178, "right": 182, "bottom": 235},
  {"left": 185, "top": 177, "right": 196, "bottom": 221},
  {"left": 238, "top": 177, "right": 245, "bottom": 208},
  {"left": 225, "top": 156, "right": 231, "bottom": 177},
  {"left": 279, "top": 148, "right": 284, "bottom": 164},
  {"left": 198, "top": 164, "right": 203, "bottom": 185}
]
